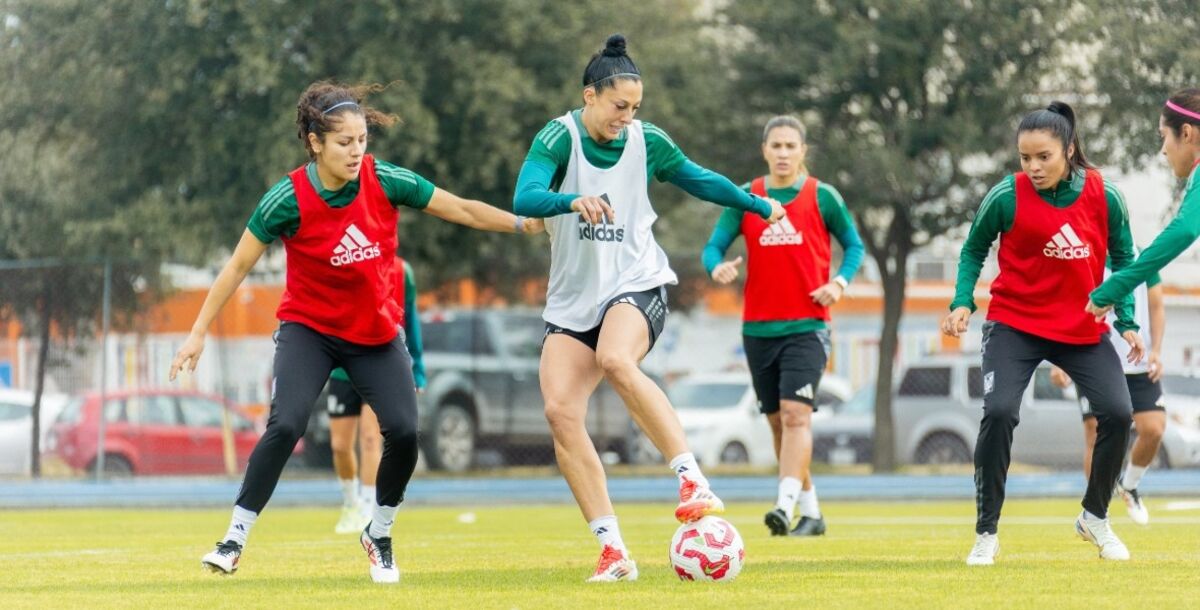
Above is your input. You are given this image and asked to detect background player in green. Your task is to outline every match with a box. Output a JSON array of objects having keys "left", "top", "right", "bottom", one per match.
[
  {"left": 513, "top": 34, "right": 785, "bottom": 582},
  {"left": 702, "top": 115, "right": 864, "bottom": 537},
  {"left": 1051, "top": 253, "right": 1166, "bottom": 525},
  {"left": 943, "top": 102, "right": 1142, "bottom": 566},
  {"left": 327, "top": 255, "right": 426, "bottom": 534},
  {"left": 1088, "top": 88, "right": 1200, "bottom": 317}
]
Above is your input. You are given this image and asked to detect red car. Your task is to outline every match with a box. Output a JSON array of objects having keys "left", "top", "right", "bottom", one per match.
[{"left": 46, "top": 389, "right": 296, "bottom": 476}]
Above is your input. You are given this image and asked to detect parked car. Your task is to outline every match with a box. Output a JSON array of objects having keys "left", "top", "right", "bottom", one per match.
[
  {"left": 45, "top": 388, "right": 284, "bottom": 475},
  {"left": 0, "top": 388, "right": 69, "bottom": 476},
  {"left": 639, "top": 372, "right": 852, "bottom": 467},
  {"left": 811, "top": 384, "right": 875, "bottom": 465},
  {"left": 890, "top": 354, "right": 1200, "bottom": 468},
  {"left": 313, "top": 308, "right": 636, "bottom": 472},
  {"left": 1160, "top": 372, "right": 1200, "bottom": 429}
]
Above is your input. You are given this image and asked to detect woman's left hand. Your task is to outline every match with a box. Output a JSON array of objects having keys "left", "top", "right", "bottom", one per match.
[
  {"left": 809, "top": 282, "right": 845, "bottom": 307},
  {"left": 1085, "top": 299, "right": 1113, "bottom": 322},
  {"left": 1121, "top": 330, "right": 1145, "bottom": 364}
]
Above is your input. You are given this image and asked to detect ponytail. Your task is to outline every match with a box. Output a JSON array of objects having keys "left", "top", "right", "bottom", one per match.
[{"left": 1017, "top": 101, "right": 1094, "bottom": 175}]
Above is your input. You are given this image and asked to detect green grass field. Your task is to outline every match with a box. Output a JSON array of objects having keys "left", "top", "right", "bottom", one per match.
[{"left": 3, "top": 499, "right": 1198, "bottom": 609}]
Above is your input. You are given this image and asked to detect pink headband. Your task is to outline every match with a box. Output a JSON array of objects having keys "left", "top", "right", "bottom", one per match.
[{"left": 1166, "top": 100, "right": 1200, "bottom": 121}]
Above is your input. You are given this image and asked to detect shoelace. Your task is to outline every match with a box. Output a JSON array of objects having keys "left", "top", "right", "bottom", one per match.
[
  {"left": 595, "top": 545, "right": 624, "bottom": 572},
  {"left": 214, "top": 540, "right": 241, "bottom": 556},
  {"left": 373, "top": 536, "right": 395, "bottom": 568},
  {"left": 679, "top": 478, "right": 698, "bottom": 501}
]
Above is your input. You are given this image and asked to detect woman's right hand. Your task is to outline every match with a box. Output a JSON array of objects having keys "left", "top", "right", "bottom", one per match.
[
  {"left": 764, "top": 197, "right": 786, "bottom": 224},
  {"left": 711, "top": 256, "right": 743, "bottom": 284},
  {"left": 941, "top": 307, "right": 971, "bottom": 337},
  {"left": 169, "top": 332, "right": 206, "bottom": 381},
  {"left": 570, "top": 196, "right": 615, "bottom": 224}
]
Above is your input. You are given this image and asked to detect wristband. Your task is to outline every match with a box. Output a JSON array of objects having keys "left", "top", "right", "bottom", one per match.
[
  {"left": 515, "top": 215, "right": 526, "bottom": 233},
  {"left": 833, "top": 276, "right": 848, "bottom": 289}
]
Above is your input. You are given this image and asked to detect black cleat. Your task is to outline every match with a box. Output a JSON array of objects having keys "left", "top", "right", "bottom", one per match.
[
  {"left": 790, "top": 516, "right": 826, "bottom": 536},
  {"left": 764, "top": 508, "right": 791, "bottom": 536}
]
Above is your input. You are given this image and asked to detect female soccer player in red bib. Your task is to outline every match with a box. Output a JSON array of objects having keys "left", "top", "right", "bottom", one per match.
[
  {"left": 944, "top": 102, "right": 1143, "bottom": 565},
  {"left": 703, "top": 116, "right": 864, "bottom": 538},
  {"left": 513, "top": 34, "right": 785, "bottom": 582},
  {"left": 169, "top": 81, "right": 542, "bottom": 584}
]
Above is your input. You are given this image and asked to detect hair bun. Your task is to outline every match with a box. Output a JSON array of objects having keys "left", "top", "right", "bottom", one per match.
[{"left": 602, "top": 34, "right": 627, "bottom": 57}]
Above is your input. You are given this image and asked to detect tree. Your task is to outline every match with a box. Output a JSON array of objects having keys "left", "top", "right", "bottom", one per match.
[
  {"left": 1088, "top": 0, "right": 1200, "bottom": 177},
  {"left": 721, "top": 0, "right": 1085, "bottom": 470}
]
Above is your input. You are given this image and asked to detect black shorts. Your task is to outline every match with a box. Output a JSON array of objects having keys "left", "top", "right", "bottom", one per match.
[
  {"left": 1081, "top": 372, "right": 1165, "bottom": 419},
  {"left": 544, "top": 286, "right": 668, "bottom": 352},
  {"left": 744, "top": 330, "right": 831, "bottom": 414},
  {"left": 326, "top": 377, "right": 365, "bottom": 418}
]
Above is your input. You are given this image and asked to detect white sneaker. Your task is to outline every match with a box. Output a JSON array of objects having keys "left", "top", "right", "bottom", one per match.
[
  {"left": 1075, "top": 511, "right": 1130, "bottom": 560},
  {"left": 965, "top": 533, "right": 999, "bottom": 566},
  {"left": 360, "top": 525, "right": 400, "bottom": 583},
  {"left": 335, "top": 504, "right": 369, "bottom": 534},
  {"left": 201, "top": 540, "right": 242, "bottom": 574},
  {"left": 1116, "top": 482, "right": 1150, "bottom": 525},
  {"left": 586, "top": 545, "right": 638, "bottom": 582}
]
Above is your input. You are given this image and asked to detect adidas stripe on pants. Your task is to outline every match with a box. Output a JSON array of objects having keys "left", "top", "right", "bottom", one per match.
[
  {"left": 236, "top": 321, "right": 420, "bottom": 513},
  {"left": 974, "top": 321, "right": 1131, "bottom": 534}
]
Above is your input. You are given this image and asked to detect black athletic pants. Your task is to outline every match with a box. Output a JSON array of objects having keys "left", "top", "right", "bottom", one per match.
[
  {"left": 236, "top": 321, "right": 420, "bottom": 513},
  {"left": 975, "top": 321, "right": 1132, "bottom": 534}
]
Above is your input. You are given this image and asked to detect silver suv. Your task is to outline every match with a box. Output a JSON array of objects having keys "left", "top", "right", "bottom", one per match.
[
  {"left": 418, "top": 308, "right": 635, "bottom": 471},
  {"left": 893, "top": 353, "right": 1200, "bottom": 468}
]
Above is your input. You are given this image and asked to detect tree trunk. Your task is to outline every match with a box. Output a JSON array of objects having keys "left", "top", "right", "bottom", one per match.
[
  {"left": 870, "top": 206, "right": 914, "bottom": 473},
  {"left": 30, "top": 278, "right": 52, "bottom": 479}
]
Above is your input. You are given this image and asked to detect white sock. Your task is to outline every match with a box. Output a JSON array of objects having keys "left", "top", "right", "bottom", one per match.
[
  {"left": 1121, "top": 464, "right": 1148, "bottom": 490},
  {"left": 223, "top": 506, "right": 257, "bottom": 546},
  {"left": 588, "top": 515, "right": 626, "bottom": 552},
  {"left": 359, "top": 484, "right": 377, "bottom": 506},
  {"left": 669, "top": 453, "right": 707, "bottom": 487},
  {"left": 775, "top": 476, "right": 801, "bottom": 522},
  {"left": 339, "top": 478, "right": 358, "bottom": 507},
  {"left": 1083, "top": 509, "right": 1105, "bottom": 522},
  {"left": 369, "top": 504, "right": 399, "bottom": 539},
  {"left": 798, "top": 485, "right": 821, "bottom": 519}
]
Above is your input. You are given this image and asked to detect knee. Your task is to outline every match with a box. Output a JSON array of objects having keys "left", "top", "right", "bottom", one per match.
[
  {"left": 779, "top": 406, "right": 812, "bottom": 431},
  {"left": 544, "top": 398, "right": 585, "bottom": 432},
  {"left": 359, "top": 432, "right": 382, "bottom": 454},
  {"left": 596, "top": 351, "right": 638, "bottom": 385},
  {"left": 330, "top": 431, "right": 354, "bottom": 455},
  {"left": 381, "top": 423, "right": 417, "bottom": 448},
  {"left": 265, "top": 411, "right": 308, "bottom": 445},
  {"left": 1138, "top": 418, "right": 1165, "bottom": 442},
  {"left": 982, "top": 403, "right": 1020, "bottom": 428}
]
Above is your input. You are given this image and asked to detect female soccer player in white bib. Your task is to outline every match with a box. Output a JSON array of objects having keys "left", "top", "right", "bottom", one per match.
[{"left": 513, "top": 34, "right": 785, "bottom": 582}]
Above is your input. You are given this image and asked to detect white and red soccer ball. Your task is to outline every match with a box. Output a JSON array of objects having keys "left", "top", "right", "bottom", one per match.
[{"left": 669, "top": 516, "right": 745, "bottom": 582}]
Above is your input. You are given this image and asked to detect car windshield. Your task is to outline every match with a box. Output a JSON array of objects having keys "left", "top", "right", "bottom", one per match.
[
  {"left": 497, "top": 313, "right": 545, "bottom": 358},
  {"left": 667, "top": 381, "right": 747, "bottom": 409},
  {"left": 838, "top": 386, "right": 875, "bottom": 415},
  {"left": 1162, "top": 374, "right": 1200, "bottom": 397},
  {"left": 57, "top": 396, "right": 84, "bottom": 424},
  {"left": 0, "top": 401, "right": 31, "bottom": 421}
]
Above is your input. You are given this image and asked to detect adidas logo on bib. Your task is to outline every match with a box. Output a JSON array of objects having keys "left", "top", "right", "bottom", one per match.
[
  {"left": 1042, "top": 223, "right": 1090, "bottom": 259},
  {"left": 330, "top": 223, "right": 382, "bottom": 266},
  {"left": 759, "top": 217, "right": 803, "bottom": 246},
  {"left": 576, "top": 193, "right": 626, "bottom": 242}
]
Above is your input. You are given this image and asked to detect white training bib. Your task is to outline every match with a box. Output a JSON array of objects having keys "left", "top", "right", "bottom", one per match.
[
  {"left": 1105, "top": 249, "right": 1152, "bottom": 374},
  {"left": 542, "top": 114, "right": 677, "bottom": 331}
]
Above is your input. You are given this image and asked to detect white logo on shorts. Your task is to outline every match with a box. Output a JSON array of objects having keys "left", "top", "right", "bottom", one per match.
[
  {"left": 796, "top": 384, "right": 814, "bottom": 400},
  {"left": 983, "top": 372, "right": 995, "bottom": 395}
]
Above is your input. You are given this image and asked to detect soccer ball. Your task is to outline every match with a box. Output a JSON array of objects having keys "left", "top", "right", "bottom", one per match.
[{"left": 669, "top": 516, "right": 745, "bottom": 582}]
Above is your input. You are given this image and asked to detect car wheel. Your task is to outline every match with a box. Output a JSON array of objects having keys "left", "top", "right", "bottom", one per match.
[
  {"left": 915, "top": 432, "right": 971, "bottom": 465},
  {"left": 719, "top": 442, "right": 750, "bottom": 464},
  {"left": 423, "top": 402, "right": 475, "bottom": 473},
  {"left": 90, "top": 454, "right": 133, "bottom": 477}
]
